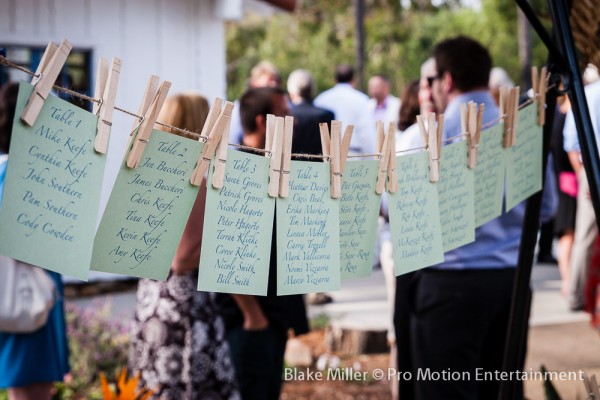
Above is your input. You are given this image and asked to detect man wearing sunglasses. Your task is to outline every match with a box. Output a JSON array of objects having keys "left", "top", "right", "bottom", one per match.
[{"left": 398, "top": 36, "right": 556, "bottom": 400}]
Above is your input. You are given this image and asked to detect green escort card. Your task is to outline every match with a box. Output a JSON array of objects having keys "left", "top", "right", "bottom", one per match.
[
  {"left": 198, "top": 150, "right": 275, "bottom": 295},
  {"left": 91, "top": 129, "right": 202, "bottom": 280},
  {"left": 474, "top": 124, "right": 506, "bottom": 226},
  {"left": 388, "top": 152, "right": 444, "bottom": 275},
  {"left": 506, "top": 103, "right": 543, "bottom": 211},
  {"left": 339, "top": 160, "right": 380, "bottom": 279},
  {"left": 0, "top": 82, "right": 106, "bottom": 280},
  {"left": 277, "top": 161, "right": 340, "bottom": 295},
  {"left": 437, "top": 141, "right": 475, "bottom": 252}
]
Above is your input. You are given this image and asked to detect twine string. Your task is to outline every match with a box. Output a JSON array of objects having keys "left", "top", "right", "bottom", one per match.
[{"left": 0, "top": 55, "right": 548, "bottom": 159}]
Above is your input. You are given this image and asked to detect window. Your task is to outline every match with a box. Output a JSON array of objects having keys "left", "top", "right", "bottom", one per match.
[{"left": 0, "top": 44, "right": 93, "bottom": 110}]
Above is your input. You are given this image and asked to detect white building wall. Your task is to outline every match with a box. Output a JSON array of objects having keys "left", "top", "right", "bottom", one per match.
[
  {"left": 0, "top": 0, "right": 243, "bottom": 281},
  {"left": 0, "top": 0, "right": 235, "bottom": 201}
]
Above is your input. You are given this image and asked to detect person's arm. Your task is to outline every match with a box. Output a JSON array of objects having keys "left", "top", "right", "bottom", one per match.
[
  {"left": 568, "top": 151, "right": 583, "bottom": 175},
  {"left": 540, "top": 154, "right": 558, "bottom": 223},
  {"left": 171, "top": 178, "right": 207, "bottom": 274},
  {"left": 231, "top": 294, "right": 269, "bottom": 331}
]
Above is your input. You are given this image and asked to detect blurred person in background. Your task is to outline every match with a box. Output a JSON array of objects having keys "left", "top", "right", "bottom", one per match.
[
  {"left": 217, "top": 87, "right": 309, "bottom": 400},
  {"left": 379, "top": 78, "right": 423, "bottom": 400},
  {"left": 315, "top": 64, "right": 373, "bottom": 156},
  {"left": 488, "top": 66, "right": 514, "bottom": 107},
  {"left": 287, "top": 69, "right": 334, "bottom": 158},
  {"left": 563, "top": 64, "right": 600, "bottom": 311},
  {"left": 403, "top": 36, "right": 556, "bottom": 400},
  {"left": 129, "top": 93, "right": 240, "bottom": 399},
  {"left": 0, "top": 82, "right": 71, "bottom": 400},
  {"left": 368, "top": 74, "right": 401, "bottom": 128},
  {"left": 229, "top": 61, "right": 281, "bottom": 146}
]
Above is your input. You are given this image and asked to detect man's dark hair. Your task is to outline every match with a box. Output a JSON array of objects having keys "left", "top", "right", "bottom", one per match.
[
  {"left": 335, "top": 64, "right": 354, "bottom": 83},
  {"left": 239, "top": 86, "right": 286, "bottom": 133},
  {"left": 432, "top": 36, "right": 492, "bottom": 92}
]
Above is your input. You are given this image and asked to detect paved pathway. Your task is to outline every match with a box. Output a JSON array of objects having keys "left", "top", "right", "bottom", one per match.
[
  {"left": 308, "top": 262, "right": 588, "bottom": 330},
  {"left": 69, "top": 262, "right": 588, "bottom": 328}
]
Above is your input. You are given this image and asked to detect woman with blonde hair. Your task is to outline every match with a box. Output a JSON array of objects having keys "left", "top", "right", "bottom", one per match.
[{"left": 129, "top": 93, "right": 240, "bottom": 399}]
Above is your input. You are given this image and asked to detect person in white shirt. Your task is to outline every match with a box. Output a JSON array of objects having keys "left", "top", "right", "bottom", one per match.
[
  {"left": 368, "top": 74, "right": 401, "bottom": 128},
  {"left": 314, "top": 65, "right": 373, "bottom": 155},
  {"left": 562, "top": 64, "right": 600, "bottom": 311}
]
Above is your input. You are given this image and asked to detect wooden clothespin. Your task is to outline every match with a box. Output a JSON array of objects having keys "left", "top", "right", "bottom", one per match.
[
  {"left": 416, "top": 114, "right": 430, "bottom": 151},
  {"left": 189, "top": 101, "right": 234, "bottom": 186},
  {"left": 582, "top": 372, "right": 600, "bottom": 399},
  {"left": 532, "top": 66, "right": 548, "bottom": 126},
  {"left": 427, "top": 113, "right": 443, "bottom": 183},
  {"left": 499, "top": 85, "right": 510, "bottom": 121},
  {"left": 538, "top": 67, "right": 547, "bottom": 126},
  {"left": 340, "top": 125, "right": 354, "bottom": 174},
  {"left": 461, "top": 102, "right": 469, "bottom": 139},
  {"left": 502, "top": 86, "right": 515, "bottom": 148},
  {"left": 279, "top": 116, "right": 294, "bottom": 198},
  {"left": 319, "top": 122, "right": 331, "bottom": 163},
  {"left": 211, "top": 114, "right": 231, "bottom": 189},
  {"left": 126, "top": 80, "right": 171, "bottom": 168},
  {"left": 467, "top": 102, "right": 484, "bottom": 169},
  {"left": 330, "top": 121, "right": 343, "bottom": 199},
  {"left": 375, "top": 121, "right": 385, "bottom": 160},
  {"left": 92, "top": 57, "right": 121, "bottom": 154},
  {"left": 510, "top": 86, "right": 520, "bottom": 146},
  {"left": 386, "top": 122, "right": 398, "bottom": 193},
  {"left": 265, "top": 114, "right": 276, "bottom": 156},
  {"left": 124, "top": 75, "right": 160, "bottom": 157},
  {"left": 531, "top": 66, "right": 539, "bottom": 103},
  {"left": 267, "top": 116, "right": 284, "bottom": 197},
  {"left": 375, "top": 122, "right": 391, "bottom": 195},
  {"left": 199, "top": 98, "right": 224, "bottom": 142},
  {"left": 21, "top": 39, "right": 72, "bottom": 126}
]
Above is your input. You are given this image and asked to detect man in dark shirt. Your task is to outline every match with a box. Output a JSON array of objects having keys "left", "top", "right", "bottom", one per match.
[
  {"left": 217, "top": 86, "right": 309, "bottom": 400},
  {"left": 287, "top": 69, "right": 335, "bottom": 160}
]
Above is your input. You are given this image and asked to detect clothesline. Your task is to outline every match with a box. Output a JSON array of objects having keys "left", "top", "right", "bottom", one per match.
[{"left": 0, "top": 55, "right": 546, "bottom": 161}]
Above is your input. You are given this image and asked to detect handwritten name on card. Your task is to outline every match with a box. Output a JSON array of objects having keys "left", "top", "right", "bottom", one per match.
[
  {"left": 0, "top": 82, "right": 105, "bottom": 279},
  {"left": 198, "top": 150, "right": 275, "bottom": 295},
  {"left": 91, "top": 130, "right": 201, "bottom": 280},
  {"left": 506, "top": 103, "right": 543, "bottom": 211},
  {"left": 339, "top": 161, "right": 380, "bottom": 279},
  {"left": 388, "top": 152, "right": 444, "bottom": 275},
  {"left": 437, "top": 141, "right": 475, "bottom": 252},
  {"left": 474, "top": 125, "right": 506, "bottom": 227},
  {"left": 277, "top": 161, "right": 340, "bottom": 295}
]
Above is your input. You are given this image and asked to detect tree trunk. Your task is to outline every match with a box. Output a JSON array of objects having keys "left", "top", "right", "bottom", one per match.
[
  {"left": 325, "top": 323, "right": 389, "bottom": 355},
  {"left": 518, "top": 4, "right": 532, "bottom": 88},
  {"left": 354, "top": 0, "right": 365, "bottom": 91}
]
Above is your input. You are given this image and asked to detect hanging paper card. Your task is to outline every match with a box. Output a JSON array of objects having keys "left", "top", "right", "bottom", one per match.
[
  {"left": 437, "top": 141, "right": 475, "bottom": 252},
  {"left": 91, "top": 130, "right": 201, "bottom": 280},
  {"left": 198, "top": 150, "right": 275, "bottom": 295},
  {"left": 339, "top": 160, "right": 380, "bottom": 279},
  {"left": 0, "top": 82, "right": 105, "bottom": 280},
  {"left": 474, "top": 124, "right": 506, "bottom": 226},
  {"left": 277, "top": 161, "right": 340, "bottom": 295},
  {"left": 388, "top": 152, "right": 444, "bottom": 275},
  {"left": 506, "top": 103, "right": 543, "bottom": 211}
]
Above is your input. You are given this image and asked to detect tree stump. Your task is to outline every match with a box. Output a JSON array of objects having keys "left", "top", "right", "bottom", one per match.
[{"left": 325, "top": 321, "right": 389, "bottom": 355}]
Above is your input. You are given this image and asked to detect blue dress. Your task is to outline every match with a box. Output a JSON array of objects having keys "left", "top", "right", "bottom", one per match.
[{"left": 0, "top": 156, "right": 70, "bottom": 387}]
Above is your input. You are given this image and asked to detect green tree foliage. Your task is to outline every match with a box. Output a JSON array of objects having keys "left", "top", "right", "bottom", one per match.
[{"left": 226, "top": 0, "right": 548, "bottom": 100}]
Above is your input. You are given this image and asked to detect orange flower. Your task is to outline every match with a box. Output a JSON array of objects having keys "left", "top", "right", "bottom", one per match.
[{"left": 100, "top": 368, "right": 155, "bottom": 400}]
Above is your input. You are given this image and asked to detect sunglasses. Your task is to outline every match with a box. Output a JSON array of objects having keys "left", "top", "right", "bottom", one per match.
[{"left": 426, "top": 75, "right": 441, "bottom": 87}]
